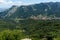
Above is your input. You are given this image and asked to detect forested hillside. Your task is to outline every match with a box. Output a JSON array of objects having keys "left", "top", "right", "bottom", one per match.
[
  {"left": 0, "top": 2, "right": 60, "bottom": 40},
  {"left": 0, "top": 19, "right": 60, "bottom": 40}
]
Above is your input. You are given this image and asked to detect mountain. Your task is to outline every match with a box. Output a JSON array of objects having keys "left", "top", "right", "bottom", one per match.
[{"left": 1, "top": 2, "right": 60, "bottom": 19}]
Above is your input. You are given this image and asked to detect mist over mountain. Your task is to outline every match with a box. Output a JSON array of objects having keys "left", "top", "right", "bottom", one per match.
[
  {"left": 1, "top": 2, "right": 60, "bottom": 19},
  {"left": 0, "top": 8, "right": 7, "bottom": 12}
]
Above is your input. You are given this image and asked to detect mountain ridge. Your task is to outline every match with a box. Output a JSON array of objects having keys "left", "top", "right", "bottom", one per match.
[{"left": 1, "top": 2, "right": 60, "bottom": 19}]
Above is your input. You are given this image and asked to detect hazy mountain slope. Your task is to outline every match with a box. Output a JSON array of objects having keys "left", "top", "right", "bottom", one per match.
[
  {"left": 0, "top": 6, "right": 18, "bottom": 18},
  {"left": 0, "top": 8, "right": 7, "bottom": 12},
  {"left": 1, "top": 2, "right": 60, "bottom": 19}
]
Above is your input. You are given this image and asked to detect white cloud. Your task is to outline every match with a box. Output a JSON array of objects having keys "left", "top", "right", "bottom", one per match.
[
  {"left": 0, "top": 0, "right": 23, "bottom": 5},
  {"left": 0, "top": 0, "right": 5, "bottom": 3},
  {"left": 0, "top": 0, "right": 34, "bottom": 8},
  {"left": 0, "top": 0, "right": 24, "bottom": 8}
]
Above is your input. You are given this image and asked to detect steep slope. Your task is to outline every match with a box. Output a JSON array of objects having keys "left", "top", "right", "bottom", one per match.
[
  {"left": 4, "top": 6, "right": 18, "bottom": 18},
  {"left": 0, "top": 5, "right": 18, "bottom": 18},
  {"left": 1, "top": 2, "right": 60, "bottom": 19}
]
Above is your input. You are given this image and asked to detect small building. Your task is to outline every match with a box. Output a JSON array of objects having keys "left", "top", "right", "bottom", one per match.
[
  {"left": 42, "top": 38, "right": 47, "bottom": 40},
  {"left": 21, "top": 38, "right": 31, "bottom": 40}
]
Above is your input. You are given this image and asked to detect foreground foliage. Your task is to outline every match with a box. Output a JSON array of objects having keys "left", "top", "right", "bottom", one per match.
[{"left": 0, "top": 19, "right": 60, "bottom": 40}]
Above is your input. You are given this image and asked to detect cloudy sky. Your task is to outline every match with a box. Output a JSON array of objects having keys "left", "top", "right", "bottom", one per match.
[{"left": 0, "top": 0, "right": 60, "bottom": 8}]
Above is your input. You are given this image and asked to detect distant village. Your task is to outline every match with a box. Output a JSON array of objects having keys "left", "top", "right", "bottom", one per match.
[{"left": 30, "top": 14, "right": 60, "bottom": 20}]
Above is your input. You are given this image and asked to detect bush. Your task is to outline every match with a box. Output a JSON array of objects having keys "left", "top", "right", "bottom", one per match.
[{"left": 0, "top": 30, "right": 25, "bottom": 40}]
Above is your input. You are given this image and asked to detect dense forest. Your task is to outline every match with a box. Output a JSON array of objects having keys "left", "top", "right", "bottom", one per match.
[{"left": 0, "top": 19, "right": 60, "bottom": 40}]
